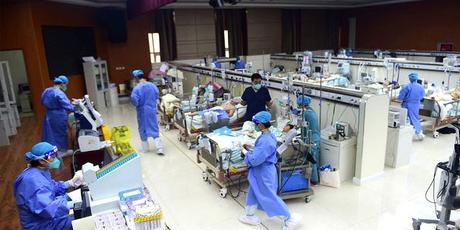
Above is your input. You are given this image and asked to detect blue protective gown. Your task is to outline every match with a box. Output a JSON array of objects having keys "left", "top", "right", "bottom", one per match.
[
  {"left": 212, "top": 61, "right": 222, "bottom": 69},
  {"left": 41, "top": 87, "right": 74, "bottom": 151},
  {"left": 234, "top": 60, "right": 246, "bottom": 69},
  {"left": 131, "top": 82, "right": 160, "bottom": 141},
  {"left": 398, "top": 82, "right": 425, "bottom": 134},
  {"left": 303, "top": 107, "right": 320, "bottom": 183},
  {"left": 13, "top": 167, "right": 73, "bottom": 230},
  {"left": 244, "top": 132, "right": 290, "bottom": 218}
]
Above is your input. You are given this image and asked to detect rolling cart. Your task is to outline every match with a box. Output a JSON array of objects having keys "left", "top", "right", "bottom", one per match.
[{"left": 277, "top": 141, "right": 314, "bottom": 203}]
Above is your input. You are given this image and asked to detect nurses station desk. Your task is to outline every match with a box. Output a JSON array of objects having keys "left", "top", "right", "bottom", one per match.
[{"left": 69, "top": 153, "right": 166, "bottom": 230}]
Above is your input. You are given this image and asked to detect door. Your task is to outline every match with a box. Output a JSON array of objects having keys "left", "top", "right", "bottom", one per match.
[
  {"left": 101, "top": 61, "right": 109, "bottom": 90},
  {"left": 0, "top": 62, "right": 17, "bottom": 134},
  {"left": 0, "top": 62, "right": 8, "bottom": 105},
  {"left": 1, "top": 62, "right": 16, "bottom": 103}
]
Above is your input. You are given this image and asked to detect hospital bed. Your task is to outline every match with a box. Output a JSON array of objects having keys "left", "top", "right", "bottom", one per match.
[
  {"left": 158, "top": 94, "right": 181, "bottom": 131},
  {"left": 196, "top": 129, "right": 255, "bottom": 198},
  {"left": 420, "top": 97, "right": 460, "bottom": 138},
  {"left": 197, "top": 127, "right": 313, "bottom": 202},
  {"left": 174, "top": 99, "right": 247, "bottom": 149}
]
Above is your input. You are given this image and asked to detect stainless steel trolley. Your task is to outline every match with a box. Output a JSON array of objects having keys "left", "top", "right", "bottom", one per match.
[{"left": 276, "top": 141, "right": 314, "bottom": 203}]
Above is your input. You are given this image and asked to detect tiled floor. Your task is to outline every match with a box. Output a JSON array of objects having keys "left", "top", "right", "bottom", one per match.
[{"left": 102, "top": 104, "right": 460, "bottom": 230}]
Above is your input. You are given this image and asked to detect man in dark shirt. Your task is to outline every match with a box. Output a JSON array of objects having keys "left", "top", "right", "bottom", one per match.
[{"left": 241, "top": 73, "right": 272, "bottom": 121}]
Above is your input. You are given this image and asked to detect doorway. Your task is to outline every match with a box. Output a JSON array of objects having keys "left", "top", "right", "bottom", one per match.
[{"left": 0, "top": 50, "right": 33, "bottom": 116}]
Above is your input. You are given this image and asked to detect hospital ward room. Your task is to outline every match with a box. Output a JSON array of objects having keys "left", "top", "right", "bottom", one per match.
[{"left": 2, "top": 0, "right": 460, "bottom": 230}]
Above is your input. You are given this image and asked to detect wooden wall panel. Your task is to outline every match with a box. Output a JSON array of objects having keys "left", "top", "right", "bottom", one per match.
[
  {"left": 0, "top": 1, "right": 153, "bottom": 116},
  {"left": 344, "top": 0, "right": 460, "bottom": 51},
  {"left": 175, "top": 9, "right": 216, "bottom": 59}
]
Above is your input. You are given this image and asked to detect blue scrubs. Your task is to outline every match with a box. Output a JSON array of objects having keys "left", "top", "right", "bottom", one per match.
[
  {"left": 303, "top": 108, "right": 320, "bottom": 183},
  {"left": 398, "top": 82, "right": 425, "bottom": 134},
  {"left": 13, "top": 167, "right": 72, "bottom": 230},
  {"left": 41, "top": 88, "right": 74, "bottom": 151},
  {"left": 131, "top": 82, "right": 160, "bottom": 141},
  {"left": 244, "top": 132, "right": 290, "bottom": 218},
  {"left": 212, "top": 61, "right": 222, "bottom": 69},
  {"left": 241, "top": 86, "right": 271, "bottom": 121},
  {"left": 235, "top": 60, "right": 246, "bottom": 69}
]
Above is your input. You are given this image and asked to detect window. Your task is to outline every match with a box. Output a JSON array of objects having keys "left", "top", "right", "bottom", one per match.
[
  {"left": 224, "top": 30, "right": 230, "bottom": 58},
  {"left": 148, "top": 33, "right": 161, "bottom": 64}
]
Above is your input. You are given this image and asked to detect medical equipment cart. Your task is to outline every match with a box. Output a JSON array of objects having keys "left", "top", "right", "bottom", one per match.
[{"left": 277, "top": 141, "right": 314, "bottom": 203}]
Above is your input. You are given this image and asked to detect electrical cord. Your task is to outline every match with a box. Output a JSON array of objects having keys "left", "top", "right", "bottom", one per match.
[
  {"left": 330, "top": 103, "right": 336, "bottom": 126},
  {"left": 424, "top": 161, "right": 450, "bottom": 218},
  {"left": 222, "top": 151, "right": 247, "bottom": 198},
  {"left": 336, "top": 105, "right": 350, "bottom": 122},
  {"left": 225, "top": 170, "right": 246, "bottom": 198}
]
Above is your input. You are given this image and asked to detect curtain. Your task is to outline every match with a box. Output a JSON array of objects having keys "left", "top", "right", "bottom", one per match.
[
  {"left": 215, "top": 9, "right": 248, "bottom": 57},
  {"left": 215, "top": 9, "right": 225, "bottom": 57},
  {"left": 326, "top": 10, "right": 340, "bottom": 50},
  {"left": 225, "top": 9, "right": 248, "bottom": 57},
  {"left": 281, "top": 9, "right": 301, "bottom": 54},
  {"left": 154, "top": 9, "right": 177, "bottom": 61}
]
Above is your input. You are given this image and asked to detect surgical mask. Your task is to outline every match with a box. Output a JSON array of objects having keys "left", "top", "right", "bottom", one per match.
[
  {"left": 254, "top": 83, "right": 262, "bottom": 90},
  {"left": 47, "top": 158, "right": 61, "bottom": 169},
  {"left": 61, "top": 85, "right": 67, "bottom": 92},
  {"left": 255, "top": 125, "right": 261, "bottom": 132}
]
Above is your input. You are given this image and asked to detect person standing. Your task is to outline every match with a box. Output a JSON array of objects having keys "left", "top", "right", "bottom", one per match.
[
  {"left": 41, "top": 75, "right": 74, "bottom": 155},
  {"left": 131, "top": 69, "right": 164, "bottom": 154},
  {"left": 239, "top": 111, "right": 301, "bottom": 230},
  {"left": 234, "top": 56, "right": 246, "bottom": 70},
  {"left": 241, "top": 73, "right": 272, "bottom": 121},
  {"left": 398, "top": 73, "right": 425, "bottom": 140},
  {"left": 297, "top": 95, "right": 320, "bottom": 185}
]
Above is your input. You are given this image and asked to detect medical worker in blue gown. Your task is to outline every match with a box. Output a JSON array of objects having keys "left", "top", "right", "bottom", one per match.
[
  {"left": 41, "top": 75, "right": 74, "bottom": 155},
  {"left": 14, "top": 142, "right": 83, "bottom": 230},
  {"left": 297, "top": 95, "right": 320, "bottom": 185},
  {"left": 398, "top": 73, "right": 425, "bottom": 141},
  {"left": 211, "top": 57, "right": 221, "bottom": 69},
  {"left": 131, "top": 69, "right": 164, "bottom": 155},
  {"left": 239, "top": 111, "right": 301, "bottom": 230},
  {"left": 234, "top": 56, "right": 246, "bottom": 70}
]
